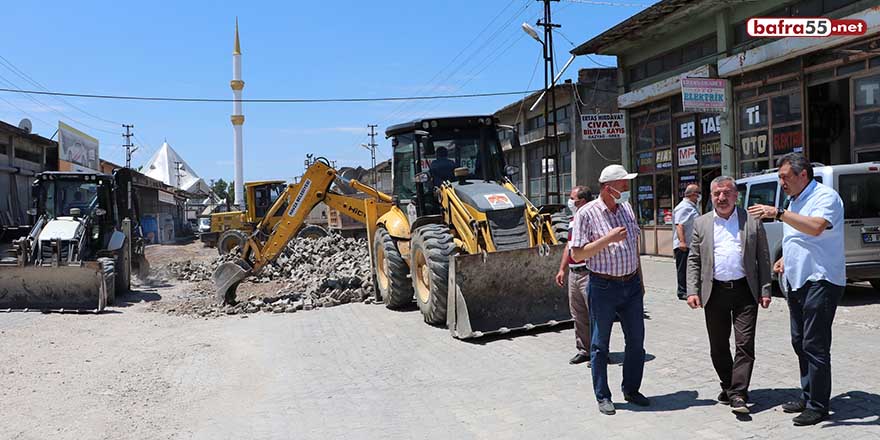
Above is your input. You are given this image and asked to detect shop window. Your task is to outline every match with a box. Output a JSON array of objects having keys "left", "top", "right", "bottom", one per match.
[
  {"left": 646, "top": 58, "right": 664, "bottom": 78},
  {"left": 772, "top": 125, "right": 805, "bottom": 156},
  {"left": 759, "top": 84, "right": 781, "bottom": 95},
  {"left": 700, "top": 140, "right": 722, "bottom": 166},
  {"left": 14, "top": 147, "right": 42, "bottom": 164},
  {"left": 839, "top": 173, "right": 880, "bottom": 219},
  {"left": 0, "top": 140, "right": 7, "bottom": 156},
  {"left": 636, "top": 175, "right": 655, "bottom": 226},
  {"left": 740, "top": 131, "right": 769, "bottom": 160},
  {"left": 854, "top": 75, "right": 880, "bottom": 111},
  {"left": 853, "top": 74, "right": 880, "bottom": 147},
  {"left": 656, "top": 174, "right": 673, "bottom": 225},
  {"left": 663, "top": 51, "right": 682, "bottom": 70},
  {"left": 637, "top": 150, "right": 655, "bottom": 173},
  {"left": 655, "top": 124, "right": 671, "bottom": 147},
  {"left": 870, "top": 57, "right": 880, "bottom": 69},
  {"left": 677, "top": 169, "right": 700, "bottom": 198},
  {"left": 741, "top": 160, "right": 770, "bottom": 177},
  {"left": 740, "top": 101, "right": 768, "bottom": 130},
  {"left": 837, "top": 61, "right": 865, "bottom": 77},
  {"left": 772, "top": 94, "right": 802, "bottom": 124},
  {"left": 854, "top": 112, "right": 880, "bottom": 146}
]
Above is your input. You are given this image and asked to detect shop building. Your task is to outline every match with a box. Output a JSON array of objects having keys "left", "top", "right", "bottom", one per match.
[{"left": 572, "top": 0, "right": 880, "bottom": 255}]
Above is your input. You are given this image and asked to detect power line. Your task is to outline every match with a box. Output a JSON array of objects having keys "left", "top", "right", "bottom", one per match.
[
  {"left": 560, "top": 0, "right": 651, "bottom": 7},
  {"left": 0, "top": 87, "right": 543, "bottom": 103}
]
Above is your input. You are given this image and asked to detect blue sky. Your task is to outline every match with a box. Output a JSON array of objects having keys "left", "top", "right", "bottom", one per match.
[{"left": 0, "top": 0, "right": 652, "bottom": 183}]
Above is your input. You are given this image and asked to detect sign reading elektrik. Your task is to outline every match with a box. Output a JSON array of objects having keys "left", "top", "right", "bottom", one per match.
[{"left": 581, "top": 113, "right": 626, "bottom": 140}]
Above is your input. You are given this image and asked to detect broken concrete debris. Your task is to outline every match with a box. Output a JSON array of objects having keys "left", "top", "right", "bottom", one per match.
[{"left": 158, "top": 235, "right": 375, "bottom": 318}]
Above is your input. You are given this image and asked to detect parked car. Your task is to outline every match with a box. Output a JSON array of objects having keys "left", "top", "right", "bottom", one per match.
[
  {"left": 731, "top": 162, "right": 880, "bottom": 292},
  {"left": 197, "top": 216, "right": 211, "bottom": 235}
]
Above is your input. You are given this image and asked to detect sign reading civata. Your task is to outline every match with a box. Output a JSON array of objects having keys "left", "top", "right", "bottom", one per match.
[
  {"left": 581, "top": 113, "right": 626, "bottom": 140},
  {"left": 681, "top": 78, "right": 726, "bottom": 113}
]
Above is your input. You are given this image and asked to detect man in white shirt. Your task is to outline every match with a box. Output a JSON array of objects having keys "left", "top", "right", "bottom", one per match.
[
  {"left": 673, "top": 184, "right": 701, "bottom": 300},
  {"left": 686, "top": 176, "right": 772, "bottom": 415}
]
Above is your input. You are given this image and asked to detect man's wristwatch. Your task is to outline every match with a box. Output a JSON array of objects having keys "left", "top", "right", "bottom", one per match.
[{"left": 775, "top": 207, "right": 785, "bottom": 220}]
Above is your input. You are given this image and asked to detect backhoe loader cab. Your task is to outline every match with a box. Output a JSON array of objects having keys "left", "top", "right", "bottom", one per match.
[
  {"left": 386, "top": 116, "right": 510, "bottom": 218},
  {"left": 0, "top": 170, "right": 148, "bottom": 312},
  {"left": 202, "top": 180, "right": 296, "bottom": 254}
]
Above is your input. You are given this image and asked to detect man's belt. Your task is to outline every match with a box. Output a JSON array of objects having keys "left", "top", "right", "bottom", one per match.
[
  {"left": 591, "top": 271, "right": 638, "bottom": 282},
  {"left": 713, "top": 277, "right": 748, "bottom": 290},
  {"left": 570, "top": 265, "right": 590, "bottom": 274}
]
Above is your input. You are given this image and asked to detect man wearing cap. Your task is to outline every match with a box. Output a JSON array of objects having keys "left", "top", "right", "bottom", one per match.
[{"left": 570, "top": 164, "right": 648, "bottom": 415}]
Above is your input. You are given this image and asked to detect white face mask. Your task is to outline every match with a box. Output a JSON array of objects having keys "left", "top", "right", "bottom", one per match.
[
  {"left": 609, "top": 186, "right": 630, "bottom": 205},
  {"left": 567, "top": 199, "right": 577, "bottom": 212},
  {"left": 696, "top": 195, "right": 702, "bottom": 204}
]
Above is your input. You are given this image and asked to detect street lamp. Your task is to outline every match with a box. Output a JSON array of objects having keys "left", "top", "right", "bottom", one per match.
[
  {"left": 521, "top": 22, "right": 542, "bottom": 44},
  {"left": 361, "top": 143, "right": 377, "bottom": 187}
]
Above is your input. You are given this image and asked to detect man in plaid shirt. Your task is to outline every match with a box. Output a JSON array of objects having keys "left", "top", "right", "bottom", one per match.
[{"left": 570, "top": 164, "right": 648, "bottom": 415}]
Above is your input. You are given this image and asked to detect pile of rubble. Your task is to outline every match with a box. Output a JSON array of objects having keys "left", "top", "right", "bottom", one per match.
[{"left": 157, "top": 234, "right": 377, "bottom": 317}]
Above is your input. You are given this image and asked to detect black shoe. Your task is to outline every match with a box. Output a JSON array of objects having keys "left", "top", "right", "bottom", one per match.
[
  {"left": 569, "top": 352, "right": 589, "bottom": 365},
  {"left": 677, "top": 294, "right": 687, "bottom": 300},
  {"left": 624, "top": 392, "right": 650, "bottom": 407},
  {"left": 598, "top": 398, "right": 616, "bottom": 415},
  {"left": 793, "top": 408, "right": 826, "bottom": 426},
  {"left": 730, "top": 396, "right": 749, "bottom": 414},
  {"left": 717, "top": 391, "right": 731, "bottom": 405},
  {"left": 782, "top": 400, "right": 806, "bottom": 413}
]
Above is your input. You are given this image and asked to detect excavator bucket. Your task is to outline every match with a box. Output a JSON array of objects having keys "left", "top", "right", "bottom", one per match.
[
  {"left": 447, "top": 244, "right": 571, "bottom": 339},
  {"left": 212, "top": 259, "right": 252, "bottom": 305},
  {"left": 0, "top": 262, "right": 111, "bottom": 312}
]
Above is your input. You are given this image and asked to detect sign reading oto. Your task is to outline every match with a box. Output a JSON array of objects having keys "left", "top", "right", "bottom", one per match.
[{"left": 581, "top": 113, "right": 626, "bottom": 140}]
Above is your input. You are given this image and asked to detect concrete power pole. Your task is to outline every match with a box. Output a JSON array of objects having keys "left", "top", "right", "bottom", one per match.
[
  {"left": 174, "top": 161, "right": 184, "bottom": 189},
  {"left": 538, "top": 0, "right": 561, "bottom": 205},
  {"left": 367, "top": 124, "right": 378, "bottom": 187},
  {"left": 122, "top": 124, "right": 136, "bottom": 168}
]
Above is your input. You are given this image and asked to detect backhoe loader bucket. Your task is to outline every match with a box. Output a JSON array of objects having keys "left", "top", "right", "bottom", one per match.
[
  {"left": 0, "top": 262, "right": 111, "bottom": 312},
  {"left": 447, "top": 244, "right": 570, "bottom": 339},
  {"left": 212, "top": 259, "right": 252, "bottom": 305}
]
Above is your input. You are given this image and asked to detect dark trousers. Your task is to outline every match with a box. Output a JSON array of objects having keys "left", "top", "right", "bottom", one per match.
[
  {"left": 704, "top": 279, "right": 758, "bottom": 399},
  {"left": 587, "top": 274, "right": 645, "bottom": 401},
  {"left": 674, "top": 248, "right": 689, "bottom": 298},
  {"left": 787, "top": 280, "right": 844, "bottom": 414}
]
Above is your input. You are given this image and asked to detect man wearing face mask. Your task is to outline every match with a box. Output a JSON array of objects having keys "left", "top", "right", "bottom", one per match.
[
  {"left": 673, "top": 184, "right": 701, "bottom": 300},
  {"left": 555, "top": 185, "right": 593, "bottom": 366},
  {"left": 570, "top": 164, "right": 647, "bottom": 415}
]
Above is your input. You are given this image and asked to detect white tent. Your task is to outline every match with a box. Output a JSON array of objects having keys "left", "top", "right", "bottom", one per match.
[{"left": 142, "top": 141, "right": 212, "bottom": 195}]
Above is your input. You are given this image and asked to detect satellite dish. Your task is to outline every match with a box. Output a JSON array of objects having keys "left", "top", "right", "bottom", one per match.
[{"left": 18, "top": 118, "right": 32, "bottom": 134}]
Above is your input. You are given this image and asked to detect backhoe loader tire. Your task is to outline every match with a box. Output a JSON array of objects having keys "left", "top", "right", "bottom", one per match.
[
  {"left": 98, "top": 257, "right": 116, "bottom": 306},
  {"left": 296, "top": 224, "right": 329, "bottom": 240},
  {"left": 218, "top": 229, "right": 247, "bottom": 256},
  {"left": 551, "top": 212, "right": 571, "bottom": 244},
  {"left": 411, "top": 224, "right": 456, "bottom": 325},
  {"left": 373, "top": 227, "right": 413, "bottom": 309}
]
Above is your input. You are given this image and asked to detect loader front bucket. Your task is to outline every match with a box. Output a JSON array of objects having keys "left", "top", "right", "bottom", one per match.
[
  {"left": 447, "top": 244, "right": 570, "bottom": 339},
  {"left": 0, "top": 262, "right": 110, "bottom": 312},
  {"left": 212, "top": 259, "right": 252, "bottom": 305}
]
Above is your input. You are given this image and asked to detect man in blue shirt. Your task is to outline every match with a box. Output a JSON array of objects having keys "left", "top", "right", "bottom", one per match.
[
  {"left": 429, "top": 146, "right": 457, "bottom": 187},
  {"left": 748, "top": 153, "right": 845, "bottom": 426}
]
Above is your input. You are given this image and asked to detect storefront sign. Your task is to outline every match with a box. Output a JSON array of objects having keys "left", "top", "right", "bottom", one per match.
[
  {"left": 681, "top": 78, "right": 726, "bottom": 113},
  {"left": 773, "top": 127, "right": 804, "bottom": 155},
  {"left": 656, "top": 149, "right": 673, "bottom": 170},
  {"left": 700, "top": 115, "right": 721, "bottom": 136},
  {"left": 158, "top": 190, "right": 176, "bottom": 205},
  {"left": 678, "top": 170, "right": 699, "bottom": 198},
  {"left": 637, "top": 184, "right": 654, "bottom": 201},
  {"left": 701, "top": 141, "right": 721, "bottom": 165},
  {"left": 678, "top": 145, "right": 698, "bottom": 167},
  {"left": 637, "top": 151, "right": 654, "bottom": 173},
  {"left": 581, "top": 113, "right": 626, "bottom": 140},
  {"left": 678, "top": 120, "right": 696, "bottom": 142},
  {"left": 741, "top": 132, "right": 769, "bottom": 159}
]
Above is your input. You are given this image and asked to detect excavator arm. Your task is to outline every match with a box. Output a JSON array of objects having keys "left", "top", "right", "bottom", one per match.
[{"left": 212, "top": 159, "right": 392, "bottom": 305}]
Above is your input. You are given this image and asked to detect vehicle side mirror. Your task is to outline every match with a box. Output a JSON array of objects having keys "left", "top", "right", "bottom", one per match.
[
  {"left": 504, "top": 165, "right": 519, "bottom": 177},
  {"left": 498, "top": 125, "right": 521, "bottom": 150}
]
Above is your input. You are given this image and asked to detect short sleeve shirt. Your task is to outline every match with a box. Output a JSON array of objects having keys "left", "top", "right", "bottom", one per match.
[
  {"left": 672, "top": 199, "right": 699, "bottom": 248},
  {"left": 570, "top": 198, "right": 640, "bottom": 277},
  {"left": 782, "top": 180, "right": 846, "bottom": 290}
]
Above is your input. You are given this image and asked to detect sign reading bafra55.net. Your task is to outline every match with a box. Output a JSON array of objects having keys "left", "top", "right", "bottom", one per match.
[
  {"left": 581, "top": 113, "right": 626, "bottom": 140},
  {"left": 681, "top": 78, "right": 726, "bottom": 113}
]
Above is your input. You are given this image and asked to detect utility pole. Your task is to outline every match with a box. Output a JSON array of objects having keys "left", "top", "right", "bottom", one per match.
[
  {"left": 122, "top": 124, "right": 136, "bottom": 168},
  {"left": 367, "top": 124, "right": 378, "bottom": 187},
  {"left": 537, "top": 0, "right": 561, "bottom": 205}
]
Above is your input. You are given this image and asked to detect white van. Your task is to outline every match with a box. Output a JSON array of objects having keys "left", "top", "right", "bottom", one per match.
[{"left": 734, "top": 162, "right": 880, "bottom": 291}]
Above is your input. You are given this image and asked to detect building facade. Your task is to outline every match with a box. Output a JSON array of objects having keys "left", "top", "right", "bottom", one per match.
[
  {"left": 0, "top": 120, "right": 57, "bottom": 236},
  {"left": 494, "top": 68, "right": 620, "bottom": 205},
  {"left": 572, "top": 0, "right": 880, "bottom": 255}
]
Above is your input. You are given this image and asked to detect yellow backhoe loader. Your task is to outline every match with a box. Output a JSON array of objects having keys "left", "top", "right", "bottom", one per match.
[
  {"left": 212, "top": 115, "right": 571, "bottom": 339},
  {"left": 201, "top": 180, "right": 328, "bottom": 255}
]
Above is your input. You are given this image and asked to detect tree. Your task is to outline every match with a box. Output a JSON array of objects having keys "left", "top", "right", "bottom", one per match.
[{"left": 209, "top": 178, "right": 232, "bottom": 209}]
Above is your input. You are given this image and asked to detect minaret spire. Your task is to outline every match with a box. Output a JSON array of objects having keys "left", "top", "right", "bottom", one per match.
[{"left": 230, "top": 17, "right": 245, "bottom": 208}]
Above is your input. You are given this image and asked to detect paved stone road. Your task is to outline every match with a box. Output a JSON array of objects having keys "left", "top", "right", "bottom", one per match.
[
  {"left": 2, "top": 257, "right": 878, "bottom": 439},
  {"left": 191, "top": 256, "right": 880, "bottom": 440}
]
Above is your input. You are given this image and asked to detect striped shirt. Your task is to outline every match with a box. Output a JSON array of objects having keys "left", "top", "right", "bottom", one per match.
[{"left": 570, "top": 198, "right": 640, "bottom": 277}]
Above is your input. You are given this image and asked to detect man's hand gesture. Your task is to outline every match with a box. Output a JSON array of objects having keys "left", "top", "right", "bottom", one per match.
[
  {"left": 687, "top": 295, "right": 702, "bottom": 309},
  {"left": 607, "top": 226, "right": 627, "bottom": 243}
]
